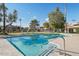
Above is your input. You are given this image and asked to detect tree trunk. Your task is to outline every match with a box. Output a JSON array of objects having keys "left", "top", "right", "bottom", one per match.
[{"left": 3, "top": 3, "right": 6, "bottom": 34}]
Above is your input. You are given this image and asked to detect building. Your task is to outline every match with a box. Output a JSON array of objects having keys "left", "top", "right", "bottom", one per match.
[{"left": 67, "top": 23, "right": 79, "bottom": 33}]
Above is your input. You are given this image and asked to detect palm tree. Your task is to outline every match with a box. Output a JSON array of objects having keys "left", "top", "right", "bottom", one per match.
[
  {"left": 7, "top": 10, "right": 17, "bottom": 26},
  {"left": 0, "top": 13, "right": 2, "bottom": 32},
  {"left": 0, "top": 3, "right": 17, "bottom": 34},
  {"left": 29, "top": 19, "right": 39, "bottom": 32},
  {"left": 7, "top": 10, "right": 17, "bottom": 33},
  {"left": 0, "top": 13, "right": 2, "bottom": 23},
  {"left": 12, "top": 10, "right": 17, "bottom": 22},
  {"left": 43, "top": 22, "right": 50, "bottom": 29},
  {"left": 19, "top": 18, "right": 22, "bottom": 32},
  {"left": 0, "top": 3, "right": 8, "bottom": 34},
  {"left": 43, "top": 22, "right": 50, "bottom": 31}
]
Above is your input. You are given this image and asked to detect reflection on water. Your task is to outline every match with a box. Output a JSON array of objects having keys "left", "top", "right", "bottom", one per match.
[
  {"left": 9, "top": 34, "right": 64, "bottom": 45},
  {"left": 20, "top": 34, "right": 48, "bottom": 45}
]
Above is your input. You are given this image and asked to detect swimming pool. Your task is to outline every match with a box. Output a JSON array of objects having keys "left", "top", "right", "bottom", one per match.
[{"left": 7, "top": 34, "right": 64, "bottom": 56}]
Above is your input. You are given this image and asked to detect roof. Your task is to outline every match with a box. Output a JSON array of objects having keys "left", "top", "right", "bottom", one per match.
[{"left": 67, "top": 23, "right": 79, "bottom": 29}]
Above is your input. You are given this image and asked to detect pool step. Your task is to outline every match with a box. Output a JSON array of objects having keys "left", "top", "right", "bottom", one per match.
[
  {"left": 44, "top": 46, "right": 56, "bottom": 56},
  {"left": 39, "top": 45, "right": 56, "bottom": 56},
  {"left": 39, "top": 47, "right": 53, "bottom": 56}
]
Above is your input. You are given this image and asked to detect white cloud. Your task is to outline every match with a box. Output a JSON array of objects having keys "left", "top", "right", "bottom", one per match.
[
  {"left": 32, "top": 16, "right": 37, "bottom": 19},
  {"left": 45, "top": 18, "right": 49, "bottom": 22}
]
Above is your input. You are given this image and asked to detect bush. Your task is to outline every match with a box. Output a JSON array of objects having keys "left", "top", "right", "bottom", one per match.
[{"left": 76, "top": 28, "right": 79, "bottom": 33}]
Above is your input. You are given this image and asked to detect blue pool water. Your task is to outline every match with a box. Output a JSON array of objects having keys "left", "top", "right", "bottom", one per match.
[{"left": 7, "top": 34, "right": 64, "bottom": 56}]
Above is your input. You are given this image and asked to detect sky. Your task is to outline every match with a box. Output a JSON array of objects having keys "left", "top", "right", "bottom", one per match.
[{"left": 5, "top": 3, "right": 79, "bottom": 27}]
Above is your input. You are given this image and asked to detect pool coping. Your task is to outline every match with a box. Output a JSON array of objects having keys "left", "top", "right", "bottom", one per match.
[{"left": 7, "top": 39, "right": 26, "bottom": 56}]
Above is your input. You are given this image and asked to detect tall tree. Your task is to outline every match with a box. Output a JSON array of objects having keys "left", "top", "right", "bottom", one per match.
[
  {"left": 0, "top": 3, "right": 8, "bottom": 34},
  {"left": 7, "top": 10, "right": 17, "bottom": 26},
  {"left": 19, "top": 18, "right": 22, "bottom": 32},
  {"left": 0, "top": 13, "right": 2, "bottom": 22},
  {"left": 0, "top": 3, "right": 18, "bottom": 34},
  {"left": 29, "top": 19, "right": 39, "bottom": 32},
  {"left": 43, "top": 22, "right": 50, "bottom": 29},
  {"left": 48, "top": 7, "right": 66, "bottom": 32}
]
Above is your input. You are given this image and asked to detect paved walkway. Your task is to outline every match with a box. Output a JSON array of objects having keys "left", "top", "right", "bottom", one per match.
[
  {"left": 0, "top": 38, "right": 23, "bottom": 56},
  {"left": 48, "top": 34, "right": 79, "bottom": 56}
]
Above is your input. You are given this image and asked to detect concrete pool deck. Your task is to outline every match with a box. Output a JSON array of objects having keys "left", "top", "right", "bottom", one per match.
[
  {"left": 0, "top": 33, "right": 79, "bottom": 56},
  {"left": 0, "top": 38, "right": 23, "bottom": 56},
  {"left": 49, "top": 34, "right": 79, "bottom": 56}
]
